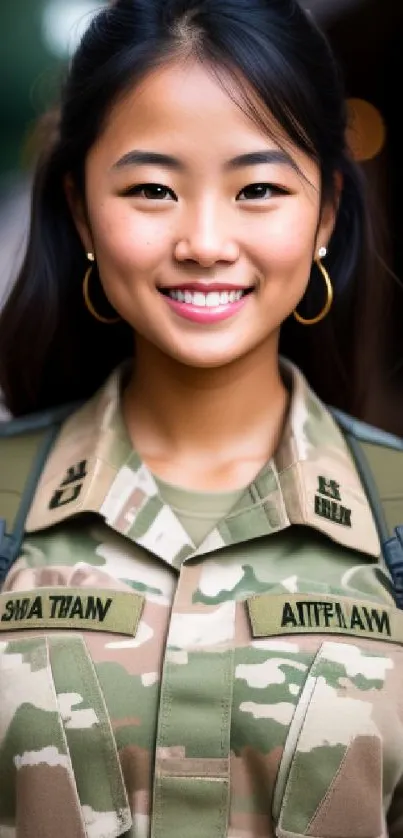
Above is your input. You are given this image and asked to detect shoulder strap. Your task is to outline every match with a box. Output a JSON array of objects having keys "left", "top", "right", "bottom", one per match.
[
  {"left": 331, "top": 407, "right": 403, "bottom": 608},
  {"left": 0, "top": 401, "right": 82, "bottom": 586}
]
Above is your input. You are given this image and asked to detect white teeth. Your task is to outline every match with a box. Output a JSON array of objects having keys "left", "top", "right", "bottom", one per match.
[
  {"left": 166, "top": 289, "right": 245, "bottom": 306},
  {"left": 206, "top": 292, "right": 220, "bottom": 307},
  {"left": 193, "top": 291, "right": 206, "bottom": 307}
]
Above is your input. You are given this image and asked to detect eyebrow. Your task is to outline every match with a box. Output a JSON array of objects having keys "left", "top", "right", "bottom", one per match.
[
  {"left": 112, "top": 148, "right": 298, "bottom": 173},
  {"left": 224, "top": 150, "right": 298, "bottom": 172},
  {"left": 112, "top": 151, "right": 184, "bottom": 171}
]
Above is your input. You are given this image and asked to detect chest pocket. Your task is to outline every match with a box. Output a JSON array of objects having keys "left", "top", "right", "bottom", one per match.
[
  {"left": 272, "top": 638, "right": 390, "bottom": 838},
  {"left": 0, "top": 633, "right": 132, "bottom": 838},
  {"left": 0, "top": 585, "right": 146, "bottom": 837},
  {"left": 244, "top": 590, "right": 403, "bottom": 838}
]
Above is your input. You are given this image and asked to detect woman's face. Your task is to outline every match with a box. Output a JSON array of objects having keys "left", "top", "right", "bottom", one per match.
[{"left": 71, "top": 60, "right": 336, "bottom": 368}]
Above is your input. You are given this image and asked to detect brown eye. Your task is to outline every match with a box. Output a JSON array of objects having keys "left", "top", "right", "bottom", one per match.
[
  {"left": 123, "top": 183, "right": 177, "bottom": 200},
  {"left": 237, "top": 183, "right": 287, "bottom": 200}
]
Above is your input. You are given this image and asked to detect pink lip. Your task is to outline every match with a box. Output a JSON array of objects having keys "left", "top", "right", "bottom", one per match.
[{"left": 162, "top": 294, "right": 249, "bottom": 323}]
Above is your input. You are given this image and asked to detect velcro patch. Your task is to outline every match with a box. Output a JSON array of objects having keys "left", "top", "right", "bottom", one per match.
[
  {"left": 247, "top": 593, "right": 403, "bottom": 644},
  {"left": 0, "top": 587, "right": 144, "bottom": 636}
]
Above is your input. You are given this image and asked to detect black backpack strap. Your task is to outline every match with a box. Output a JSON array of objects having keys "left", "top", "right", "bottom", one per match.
[
  {"left": 331, "top": 407, "right": 403, "bottom": 608},
  {"left": 0, "top": 401, "right": 82, "bottom": 586}
]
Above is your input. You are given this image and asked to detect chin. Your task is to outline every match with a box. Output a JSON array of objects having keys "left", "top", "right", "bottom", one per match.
[{"left": 173, "top": 348, "right": 245, "bottom": 370}]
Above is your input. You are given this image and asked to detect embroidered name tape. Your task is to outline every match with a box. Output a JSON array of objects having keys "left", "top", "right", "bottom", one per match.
[
  {"left": 0, "top": 587, "right": 144, "bottom": 636},
  {"left": 247, "top": 593, "right": 403, "bottom": 644}
]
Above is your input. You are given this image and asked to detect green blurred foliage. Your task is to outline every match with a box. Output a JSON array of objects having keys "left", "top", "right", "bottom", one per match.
[{"left": 0, "top": 0, "right": 65, "bottom": 182}]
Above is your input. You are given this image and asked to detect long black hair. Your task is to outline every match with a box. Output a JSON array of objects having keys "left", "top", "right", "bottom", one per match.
[{"left": 0, "top": 0, "right": 384, "bottom": 416}]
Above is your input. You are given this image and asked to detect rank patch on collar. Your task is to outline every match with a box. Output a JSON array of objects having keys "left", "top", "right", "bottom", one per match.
[
  {"left": 314, "top": 475, "right": 351, "bottom": 527},
  {"left": 49, "top": 459, "right": 88, "bottom": 510}
]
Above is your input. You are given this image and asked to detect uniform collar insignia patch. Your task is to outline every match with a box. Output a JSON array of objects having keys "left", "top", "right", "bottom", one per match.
[
  {"left": 314, "top": 475, "right": 352, "bottom": 528},
  {"left": 48, "top": 460, "right": 88, "bottom": 510}
]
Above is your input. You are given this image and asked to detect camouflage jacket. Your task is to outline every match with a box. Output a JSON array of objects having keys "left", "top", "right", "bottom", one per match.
[{"left": 1, "top": 361, "right": 403, "bottom": 838}]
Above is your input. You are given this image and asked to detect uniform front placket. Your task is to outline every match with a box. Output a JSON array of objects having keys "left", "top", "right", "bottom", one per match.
[
  {"left": 97, "top": 445, "right": 288, "bottom": 837},
  {"left": 151, "top": 559, "right": 235, "bottom": 838},
  {"left": 148, "top": 463, "right": 288, "bottom": 838},
  {"left": 100, "top": 452, "right": 234, "bottom": 836}
]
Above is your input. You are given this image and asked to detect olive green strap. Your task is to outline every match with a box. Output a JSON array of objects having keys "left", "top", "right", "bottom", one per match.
[
  {"left": 345, "top": 434, "right": 390, "bottom": 541},
  {"left": 0, "top": 425, "right": 60, "bottom": 584},
  {"left": 0, "top": 401, "right": 83, "bottom": 585},
  {"left": 331, "top": 409, "right": 403, "bottom": 609}
]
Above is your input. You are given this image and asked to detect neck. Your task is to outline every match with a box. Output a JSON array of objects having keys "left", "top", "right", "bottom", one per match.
[{"left": 123, "top": 335, "right": 289, "bottom": 488}]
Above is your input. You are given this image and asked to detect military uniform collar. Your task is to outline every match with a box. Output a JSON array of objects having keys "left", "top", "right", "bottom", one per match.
[
  {"left": 26, "top": 360, "right": 380, "bottom": 564},
  {"left": 274, "top": 360, "right": 380, "bottom": 557}
]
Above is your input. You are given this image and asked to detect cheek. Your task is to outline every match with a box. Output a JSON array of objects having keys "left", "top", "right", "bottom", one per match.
[
  {"left": 88, "top": 199, "right": 171, "bottom": 275},
  {"left": 249, "top": 204, "right": 318, "bottom": 274}
]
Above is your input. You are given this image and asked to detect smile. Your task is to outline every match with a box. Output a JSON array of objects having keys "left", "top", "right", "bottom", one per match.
[
  {"left": 158, "top": 286, "right": 254, "bottom": 324},
  {"left": 163, "top": 289, "right": 245, "bottom": 306}
]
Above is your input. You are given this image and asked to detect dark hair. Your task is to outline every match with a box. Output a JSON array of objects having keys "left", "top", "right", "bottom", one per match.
[{"left": 0, "top": 0, "right": 385, "bottom": 416}]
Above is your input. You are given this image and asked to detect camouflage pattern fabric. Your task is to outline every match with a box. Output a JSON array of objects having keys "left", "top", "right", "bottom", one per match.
[{"left": 1, "top": 361, "right": 403, "bottom": 837}]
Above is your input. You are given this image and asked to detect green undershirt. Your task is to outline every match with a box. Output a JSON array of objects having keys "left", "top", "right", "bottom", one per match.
[{"left": 154, "top": 475, "right": 245, "bottom": 548}]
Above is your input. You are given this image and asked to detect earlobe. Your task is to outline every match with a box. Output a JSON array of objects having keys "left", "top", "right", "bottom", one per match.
[
  {"left": 316, "top": 212, "right": 334, "bottom": 259},
  {"left": 64, "top": 174, "right": 93, "bottom": 253},
  {"left": 318, "top": 175, "right": 343, "bottom": 254}
]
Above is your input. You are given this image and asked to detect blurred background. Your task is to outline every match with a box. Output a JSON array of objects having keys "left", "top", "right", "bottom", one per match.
[
  {"left": 0, "top": 0, "right": 107, "bottom": 313},
  {"left": 1, "top": 0, "right": 403, "bottom": 426}
]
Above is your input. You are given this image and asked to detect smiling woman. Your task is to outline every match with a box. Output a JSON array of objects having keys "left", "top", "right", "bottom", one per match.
[
  {"left": 65, "top": 61, "right": 331, "bottom": 382},
  {"left": 1, "top": 2, "right": 403, "bottom": 837},
  {"left": 0, "top": 1, "right": 375, "bottom": 418}
]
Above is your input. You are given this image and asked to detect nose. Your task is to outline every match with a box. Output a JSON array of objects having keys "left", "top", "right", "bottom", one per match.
[{"left": 174, "top": 201, "right": 239, "bottom": 267}]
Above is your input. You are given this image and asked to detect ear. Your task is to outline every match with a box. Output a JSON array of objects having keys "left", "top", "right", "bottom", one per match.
[
  {"left": 316, "top": 172, "right": 343, "bottom": 256},
  {"left": 64, "top": 174, "right": 93, "bottom": 254}
]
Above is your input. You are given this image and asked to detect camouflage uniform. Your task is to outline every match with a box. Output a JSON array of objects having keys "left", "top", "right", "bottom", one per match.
[{"left": 1, "top": 361, "right": 403, "bottom": 838}]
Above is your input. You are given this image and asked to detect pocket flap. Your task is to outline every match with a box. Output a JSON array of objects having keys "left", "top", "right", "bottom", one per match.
[
  {"left": 49, "top": 635, "right": 132, "bottom": 837},
  {"left": 0, "top": 634, "right": 133, "bottom": 837}
]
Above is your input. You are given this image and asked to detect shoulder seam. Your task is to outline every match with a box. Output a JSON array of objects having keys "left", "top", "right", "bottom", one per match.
[{"left": 330, "top": 407, "right": 403, "bottom": 451}]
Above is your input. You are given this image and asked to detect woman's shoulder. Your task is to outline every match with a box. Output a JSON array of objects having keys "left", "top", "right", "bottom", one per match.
[
  {"left": 0, "top": 400, "right": 85, "bottom": 519},
  {"left": 331, "top": 407, "right": 403, "bottom": 609},
  {"left": 0, "top": 399, "right": 85, "bottom": 583},
  {"left": 0, "top": 367, "right": 126, "bottom": 585},
  {"left": 330, "top": 406, "right": 403, "bottom": 540}
]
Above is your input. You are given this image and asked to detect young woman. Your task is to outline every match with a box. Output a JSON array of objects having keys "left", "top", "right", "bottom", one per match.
[{"left": 0, "top": 1, "right": 402, "bottom": 836}]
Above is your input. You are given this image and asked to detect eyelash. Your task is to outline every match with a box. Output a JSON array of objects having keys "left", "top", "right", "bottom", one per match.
[
  {"left": 120, "top": 182, "right": 289, "bottom": 201},
  {"left": 122, "top": 183, "right": 177, "bottom": 200},
  {"left": 237, "top": 183, "right": 289, "bottom": 200}
]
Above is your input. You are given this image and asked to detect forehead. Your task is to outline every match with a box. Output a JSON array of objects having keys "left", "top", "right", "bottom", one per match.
[
  {"left": 89, "top": 59, "right": 317, "bottom": 179},
  {"left": 99, "top": 61, "right": 268, "bottom": 149}
]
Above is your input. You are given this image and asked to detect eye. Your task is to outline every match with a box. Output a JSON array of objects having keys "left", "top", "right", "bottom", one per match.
[
  {"left": 122, "top": 183, "right": 177, "bottom": 201},
  {"left": 236, "top": 183, "right": 288, "bottom": 201}
]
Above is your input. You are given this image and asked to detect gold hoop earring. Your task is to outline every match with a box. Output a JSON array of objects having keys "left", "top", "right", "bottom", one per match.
[
  {"left": 293, "top": 257, "right": 333, "bottom": 326},
  {"left": 82, "top": 261, "right": 120, "bottom": 325}
]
